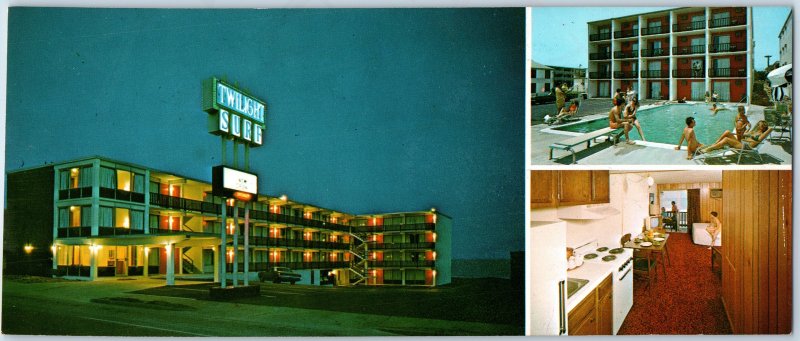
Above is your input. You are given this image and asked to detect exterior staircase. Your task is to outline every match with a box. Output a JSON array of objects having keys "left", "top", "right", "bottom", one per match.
[{"left": 348, "top": 232, "right": 369, "bottom": 285}]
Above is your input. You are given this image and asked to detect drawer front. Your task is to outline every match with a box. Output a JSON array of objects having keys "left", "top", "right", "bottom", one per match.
[
  {"left": 568, "top": 291, "right": 596, "bottom": 331},
  {"left": 598, "top": 274, "right": 613, "bottom": 299}
]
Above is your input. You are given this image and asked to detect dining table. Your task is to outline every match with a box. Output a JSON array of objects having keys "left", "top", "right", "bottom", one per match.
[{"left": 623, "top": 232, "right": 670, "bottom": 279}]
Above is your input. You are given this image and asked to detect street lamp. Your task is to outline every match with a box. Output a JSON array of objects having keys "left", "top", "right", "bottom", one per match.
[{"left": 765, "top": 55, "right": 773, "bottom": 69}]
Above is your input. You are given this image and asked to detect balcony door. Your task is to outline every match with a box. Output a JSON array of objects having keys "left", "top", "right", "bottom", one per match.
[
  {"left": 650, "top": 82, "right": 662, "bottom": 100},
  {"left": 691, "top": 15, "right": 705, "bottom": 29},
  {"left": 691, "top": 37, "right": 705, "bottom": 54},
  {"left": 714, "top": 34, "right": 731, "bottom": 52},
  {"left": 713, "top": 82, "right": 731, "bottom": 102},
  {"left": 691, "top": 58, "right": 704, "bottom": 77},
  {"left": 714, "top": 58, "right": 731, "bottom": 76},
  {"left": 651, "top": 41, "right": 662, "bottom": 56},
  {"left": 648, "top": 60, "right": 661, "bottom": 77},
  {"left": 691, "top": 82, "right": 705, "bottom": 101},
  {"left": 648, "top": 20, "right": 662, "bottom": 34}
]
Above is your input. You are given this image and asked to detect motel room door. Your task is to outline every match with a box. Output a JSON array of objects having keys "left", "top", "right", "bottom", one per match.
[
  {"left": 648, "top": 61, "right": 661, "bottom": 99},
  {"left": 691, "top": 82, "right": 705, "bottom": 101}
]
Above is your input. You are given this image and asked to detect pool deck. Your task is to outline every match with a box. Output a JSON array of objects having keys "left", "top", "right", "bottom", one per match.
[{"left": 532, "top": 103, "right": 793, "bottom": 166}]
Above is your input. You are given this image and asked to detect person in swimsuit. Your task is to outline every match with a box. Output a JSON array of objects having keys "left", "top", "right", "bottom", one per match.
[
  {"left": 733, "top": 105, "right": 751, "bottom": 141},
  {"left": 707, "top": 211, "right": 722, "bottom": 249},
  {"left": 624, "top": 97, "right": 645, "bottom": 141},
  {"left": 701, "top": 120, "right": 772, "bottom": 153},
  {"left": 710, "top": 103, "right": 731, "bottom": 115},
  {"left": 675, "top": 116, "right": 703, "bottom": 159},
  {"left": 608, "top": 99, "right": 632, "bottom": 143}
]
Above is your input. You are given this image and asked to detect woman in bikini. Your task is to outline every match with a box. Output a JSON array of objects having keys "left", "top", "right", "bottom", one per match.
[
  {"left": 624, "top": 97, "right": 645, "bottom": 141},
  {"left": 701, "top": 120, "right": 772, "bottom": 153},
  {"left": 733, "top": 105, "right": 751, "bottom": 141}
]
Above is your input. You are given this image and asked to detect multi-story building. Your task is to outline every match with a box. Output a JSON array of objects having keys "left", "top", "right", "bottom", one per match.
[
  {"left": 531, "top": 60, "right": 554, "bottom": 94},
  {"left": 587, "top": 7, "right": 753, "bottom": 103},
  {"left": 4, "top": 156, "right": 452, "bottom": 287},
  {"left": 778, "top": 10, "right": 792, "bottom": 67},
  {"left": 531, "top": 61, "right": 586, "bottom": 94}
]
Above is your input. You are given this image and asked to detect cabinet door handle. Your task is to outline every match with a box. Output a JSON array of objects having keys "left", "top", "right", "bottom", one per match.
[{"left": 558, "top": 279, "right": 566, "bottom": 335}]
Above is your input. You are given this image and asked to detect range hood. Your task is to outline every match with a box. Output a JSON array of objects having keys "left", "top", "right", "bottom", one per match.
[{"left": 557, "top": 203, "right": 620, "bottom": 220}]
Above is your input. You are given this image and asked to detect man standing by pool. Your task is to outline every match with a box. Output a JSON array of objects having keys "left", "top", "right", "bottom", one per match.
[
  {"left": 555, "top": 82, "right": 566, "bottom": 116},
  {"left": 675, "top": 116, "right": 703, "bottom": 159},
  {"left": 608, "top": 99, "right": 633, "bottom": 144}
]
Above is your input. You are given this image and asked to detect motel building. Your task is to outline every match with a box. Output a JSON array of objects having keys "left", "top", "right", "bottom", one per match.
[
  {"left": 586, "top": 7, "right": 753, "bottom": 103},
  {"left": 4, "top": 156, "right": 452, "bottom": 287},
  {"left": 4, "top": 78, "right": 452, "bottom": 288}
]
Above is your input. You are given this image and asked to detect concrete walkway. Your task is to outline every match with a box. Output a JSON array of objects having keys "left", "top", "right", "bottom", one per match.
[{"left": 532, "top": 103, "right": 793, "bottom": 166}]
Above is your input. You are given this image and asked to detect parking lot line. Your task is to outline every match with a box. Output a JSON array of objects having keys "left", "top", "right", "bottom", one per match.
[{"left": 81, "top": 316, "right": 212, "bottom": 336}]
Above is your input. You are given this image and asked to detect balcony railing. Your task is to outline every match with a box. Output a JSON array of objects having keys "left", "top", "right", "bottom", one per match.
[
  {"left": 613, "top": 71, "right": 637, "bottom": 79},
  {"left": 673, "top": 69, "right": 706, "bottom": 78},
  {"left": 352, "top": 223, "right": 436, "bottom": 233},
  {"left": 589, "top": 32, "right": 611, "bottom": 41},
  {"left": 368, "top": 260, "right": 436, "bottom": 268},
  {"left": 227, "top": 261, "right": 350, "bottom": 272},
  {"left": 589, "top": 52, "right": 611, "bottom": 60},
  {"left": 367, "top": 242, "right": 436, "bottom": 250},
  {"left": 709, "top": 68, "right": 747, "bottom": 78},
  {"left": 99, "top": 187, "right": 145, "bottom": 203},
  {"left": 708, "top": 41, "right": 746, "bottom": 53},
  {"left": 98, "top": 227, "right": 146, "bottom": 236},
  {"left": 641, "top": 26, "right": 668, "bottom": 36},
  {"left": 613, "top": 29, "right": 638, "bottom": 39},
  {"left": 673, "top": 45, "right": 706, "bottom": 55},
  {"left": 673, "top": 21, "right": 706, "bottom": 32},
  {"left": 640, "top": 48, "right": 669, "bottom": 57},
  {"left": 641, "top": 70, "right": 667, "bottom": 78},
  {"left": 709, "top": 15, "right": 746, "bottom": 29},
  {"left": 148, "top": 227, "right": 197, "bottom": 235},
  {"left": 149, "top": 193, "right": 220, "bottom": 215},
  {"left": 589, "top": 71, "right": 611, "bottom": 79},
  {"left": 58, "top": 187, "right": 93, "bottom": 200},
  {"left": 57, "top": 226, "right": 92, "bottom": 238},
  {"left": 614, "top": 50, "right": 638, "bottom": 59},
  {"left": 249, "top": 236, "right": 351, "bottom": 250}
]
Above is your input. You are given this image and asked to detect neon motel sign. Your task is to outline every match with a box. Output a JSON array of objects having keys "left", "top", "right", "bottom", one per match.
[{"left": 203, "top": 78, "right": 266, "bottom": 146}]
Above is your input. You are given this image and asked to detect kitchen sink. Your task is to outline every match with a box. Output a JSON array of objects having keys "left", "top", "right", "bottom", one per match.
[{"left": 566, "top": 278, "right": 589, "bottom": 298}]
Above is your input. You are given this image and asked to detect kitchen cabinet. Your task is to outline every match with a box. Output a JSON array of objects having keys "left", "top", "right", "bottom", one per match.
[
  {"left": 569, "top": 274, "right": 613, "bottom": 335},
  {"left": 531, "top": 170, "right": 610, "bottom": 208}
]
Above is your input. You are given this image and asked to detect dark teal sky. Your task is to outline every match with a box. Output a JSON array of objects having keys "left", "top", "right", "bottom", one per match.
[{"left": 6, "top": 8, "right": 525, "bottom": 259}]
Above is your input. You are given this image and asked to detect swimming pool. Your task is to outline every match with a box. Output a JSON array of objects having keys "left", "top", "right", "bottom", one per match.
[{"left": 553, "top": 103, "right": 739, "bottom": 146}]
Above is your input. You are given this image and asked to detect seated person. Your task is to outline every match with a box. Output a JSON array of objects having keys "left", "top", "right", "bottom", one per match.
[
  {"left": 608, "top": 99, "right": 633, "bottom": 144},
  {"left": 700, "top": 120, "right": 772, "bottom": 153},
  {"left": 675, "top": 117, "right": 703, "bottom": 159},
  {"left": 555, "top": 99, "right": 579, "bottom": 118},
  {"left": 677, "top": 97, "right": 687, "bottom": 103},
  {"left": 734, "top": 105, "right": 751, "bottom": 141}
]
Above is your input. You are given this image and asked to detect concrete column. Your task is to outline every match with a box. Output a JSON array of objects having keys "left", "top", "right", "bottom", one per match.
[
  {"left": 213, "top": 246, "right": 219, "bottom": 283},
  {"left": 166, "top": 243, "right": 175, "bottom": 286},
  {"left": 143, "top": 247, "right": 149, "bottom": 277},
  {"left": 90, "top": 245, "right": 98, "bottom": 280},
  {"left": 401, "top": 269, "right": 406, "bottom": 286},
  {"left": 232, "top": 204, "right": 239, "bottom": 287},
  {"left": 144, "top": 169, "right": 150, "bottom": 235},
  {"left": 52, "top": 245, "right": 58, "bottom": 274},
  {"left": 91, "top": 160, "right": 101, "bottom": 236},
  {"left": 220, "top": 199, "right": 227, "bottom": 288},
  {"left": 746, "top": 7, "right": 753, "bottom": 104},
  {"left": 705, "top": 7, "right": 712, "bottom": 94},
  {"left": 244, "top": 204, "right": 250, "bottom": 286}
]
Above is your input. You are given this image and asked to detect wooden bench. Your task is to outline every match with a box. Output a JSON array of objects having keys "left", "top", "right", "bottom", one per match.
[{"left": 549, "top": 127, "right": 623, "bottom": 164}]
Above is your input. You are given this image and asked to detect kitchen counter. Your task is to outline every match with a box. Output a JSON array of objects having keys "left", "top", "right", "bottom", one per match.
[{"left": 566, "top": 261, "right": 615, "bottom": 312}]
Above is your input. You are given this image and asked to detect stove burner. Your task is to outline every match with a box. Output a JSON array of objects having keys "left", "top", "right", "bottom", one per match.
[
  {"left": 602, "top": 255, "right": 617, "bottom": 262},
  {"left": 596, "top": 247, "right": 609, "bottom": 252},
  {"left": 584, "top": 253, "right": 598, "bottom": 260},
  {"left": 609, "top": 248, "right": 624, "bottom": 254}
]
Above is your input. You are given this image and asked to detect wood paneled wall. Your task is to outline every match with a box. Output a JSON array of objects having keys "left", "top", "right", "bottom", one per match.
[
  {"left": 721, "top": 170, "right": 792, "bottom": 334},
  {"left": 655, "top": 182, "right": 723, "bottom": 223}
]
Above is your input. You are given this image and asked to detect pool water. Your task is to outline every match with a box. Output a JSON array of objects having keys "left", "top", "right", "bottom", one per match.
[{"left": 554, "top": 103, "right": 739, "bottom": 146}]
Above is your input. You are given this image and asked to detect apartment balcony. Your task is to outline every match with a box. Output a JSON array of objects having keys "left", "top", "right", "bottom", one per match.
[
  {"left": 98, "top": 227, "right": 146, "bottom": 236},
  {"left": 589, "top": 71, "right": 611, "bottom": 79},
  {"left": 709, "top": 15, "right": 746, "bottom": 29},
  {"left": 641, "top": 70, "right": 668, "bottom": 78},
  {"left": 100, "top": 187, "right": 145, "bottom": 203},
  {"left": 56, "top": 226, "right": 92, "bottom": 238},
  {"left": 58, "top": 187, "right": 93, "bottom": 200},
  {"left": 641, "top": 26, "right": 669, "bottom": 36},
  {"left": 709, "top": 68, "right": 747, "bottom": 78},
  {"left": 613, "top": 71, "right": 637, "bottom": 79},
  {"left": 589, "top": 32, "right": 612, "bottom": 41},
  {"left": 673, "top": 69, "right": 706, "bottom": 78},
  {"left": 249, "top": 236, "right": 351, "bottom": 250},
  {"left": 613, "top": 29, "right": 638, "bottom": 39},
  {"left": 352, "top": 223, "right": 436, "bottom": 233},
  {"left": 640, "top": 48, "right": 669, "bottom": 58},
  {"left": 673, "top": 45, "right": 706, "bottom": 55},
  {"left": 708, "top": 41, "right": 747, "bottom": 53},
  {"left": 367, "top": 242, "right": 436, "bottom": 250},
  {"left": 614, "top": 50, "right": 638, "bottom": 59},
  {"left": 589, "top": 52, "right": 611, "bottom": 60},
  {"left": 368, "top": 260, "right": 436, "bottom": 268},
  {"left": 227, "top": 261, "right": 350, "bottom": 272},
  {"left": 150, "top": 192, "right": 220, "bottom": 214},
  {"left": 673, "top": 21, "right": 706, "bottom": 32}
]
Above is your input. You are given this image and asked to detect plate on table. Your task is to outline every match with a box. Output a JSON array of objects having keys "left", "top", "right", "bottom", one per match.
[
  {"left": 633, "top": 238, "right": 642, "bottom": 243},
  {"left": 609, "top": 248, "right": 624, "bottom": 254},
  {"left": 584, "top": 253, "right": 598, "bottom": 260},
  {"left": 596, "top": 247, "right": 609, "bottom": 252},
  {"left": 654, "top": 237, "right": 665, "bottom": 242},
  {"left": 640, "top": 242, "right": 653, "bottom": 247}
]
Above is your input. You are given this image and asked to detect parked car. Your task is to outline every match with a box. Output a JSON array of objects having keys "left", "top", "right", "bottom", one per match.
[
  {"left": 258, "top": 266, "right": 301, "bottom": 284},
  {"left": 531, "top": 89, "right": 580, "bottom": 105}
]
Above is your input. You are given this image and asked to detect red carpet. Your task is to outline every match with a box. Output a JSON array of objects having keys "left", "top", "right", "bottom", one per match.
[{"left": 617, "top": 232, "right": 732, "bottom": 335}]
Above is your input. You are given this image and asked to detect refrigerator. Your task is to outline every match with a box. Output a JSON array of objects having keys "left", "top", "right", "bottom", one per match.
[{"left": 529, "top": 220, "right": 567, "bottom": 335}]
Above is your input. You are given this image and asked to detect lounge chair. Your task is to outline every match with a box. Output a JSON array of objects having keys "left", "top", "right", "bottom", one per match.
[
  {"left": 694, "top": 128, "right": 773, "bottom": 164},
  {"left": 547, "top": 102, "right": 581, "bottom": 126},
  {"left": 765, "top": 107, "right": 791, "bottom": 142}
]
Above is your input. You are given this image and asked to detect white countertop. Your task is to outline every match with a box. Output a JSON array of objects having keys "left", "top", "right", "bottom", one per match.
[{"left": 565, "top": 261, "right": 615, "bottom": 312}]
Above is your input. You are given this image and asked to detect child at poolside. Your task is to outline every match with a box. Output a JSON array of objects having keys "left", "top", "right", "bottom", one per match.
[
  {"left": 624, "top": 97, "right": 645, "bottom": 141},
  {"left": 734, "top": 105, "right": 751, "bottom": 141},
  {"left": 609, "top": 99, "right": 633, "bottom": 144},
  {"left": 675, "top": 116, "right": 703, "bottom": 159},
  {"left": 701, "top": 120, "right": 772, "bottom": 153}
]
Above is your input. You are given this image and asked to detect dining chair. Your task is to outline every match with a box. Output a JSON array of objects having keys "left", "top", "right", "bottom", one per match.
[
  {"left": 632, "top": 248, "right": 658, "bottom": 290},
  {"left": 620, "top": 233, "right": 631, "bottom": 247}
]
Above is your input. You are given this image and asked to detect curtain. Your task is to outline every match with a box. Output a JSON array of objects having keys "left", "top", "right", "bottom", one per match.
[
  {"left": 79, "top": 167, "right": 93, "bottom": 188},
  {"left": 687, "top": 189, "right": 701, "bottom": 235},
  {"left": 149, "top": 215, "right": 159, "bottom": 229},
  {"left": 59, "top": 171, "right": 70, "bottom": 190},
  {"left": 58, "top": 208, "right": 69, "bottom": 227},
  {"left": 130, "top": 210, "right": 144, "bottom": 230},
  {"left": 100, "top": 167, "right": 116, "bottom": 189},
  {"left": 99, "top": 206, "right": 113, "bottom": 228},
  {"left": 133, "top": 174, "right": 144, "bottom": 193},
  {"left": 80, "top": 206, "right": 92, "bottom": 227}
]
